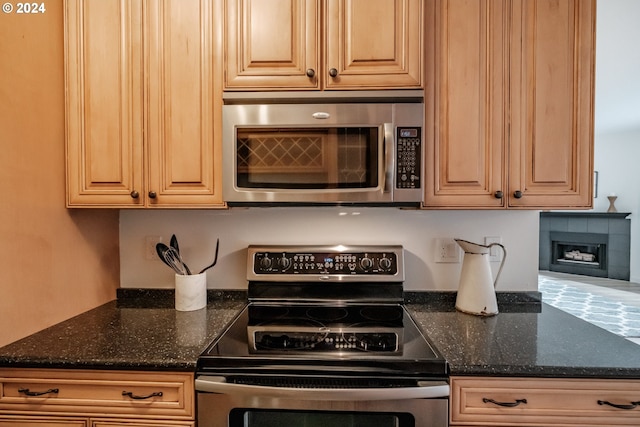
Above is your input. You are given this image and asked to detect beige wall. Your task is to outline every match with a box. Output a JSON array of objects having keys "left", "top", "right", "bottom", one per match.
[{"left": 0, "top": 2, "right": 120, "bottom": 347}]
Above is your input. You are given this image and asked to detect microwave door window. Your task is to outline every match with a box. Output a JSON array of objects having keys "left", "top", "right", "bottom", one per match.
[{"left": 236, "top": 128, "right": 379, "bottom": 189}]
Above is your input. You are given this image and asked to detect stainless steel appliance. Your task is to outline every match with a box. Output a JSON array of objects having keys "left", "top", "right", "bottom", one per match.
[
  {"left": 196, "top": 245, "right": 449, "bottom": 427},
  {"left": 222, "top": 97, "right": 424, "bottom": 206}
]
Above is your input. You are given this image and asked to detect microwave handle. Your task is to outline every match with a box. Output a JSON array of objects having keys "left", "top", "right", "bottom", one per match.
[
  {"left": 383, "top": 123, "right": 394, "bottom": 194},
  {"left": 196, "top": 376, "right": 450, "bottom": 401}
]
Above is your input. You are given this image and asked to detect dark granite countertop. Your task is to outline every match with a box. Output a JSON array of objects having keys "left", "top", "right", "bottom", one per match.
[
  {"left": 0, "top": 291, "right": 246, "bottom": 371},
  {"left": 406, "top": 301, "right": 640, "bottom": 379},
  {"left": 2, "top": 290, "right": 640, "bottom": 378}
]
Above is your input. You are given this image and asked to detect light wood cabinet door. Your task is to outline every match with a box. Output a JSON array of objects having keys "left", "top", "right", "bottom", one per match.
[
  {"left": 224, "top": 0, "right": 422, "bottom": 90},
  {"left": 324, "top": 0, "right": 423, "bottom": 89},
  {"left": 65, "top": 0, "right": 224, "bottom": 208},
  {"left": 65, "top": 0, "right": 145, "bottom": 207},
  {"left": 424, "top": 0, "right": 507, "bottom": 208},
  {"left": 424, "top": 0, "right": 595, "bottom": 210},
  {"left": 224, "top": 0, "right": 320, "bottom": 90},
  {"left": 145, "top": 0, "right": 223, "bottom": 207},
  {"left": 508, "top": 0, "right": 595, "bottom": 208}
]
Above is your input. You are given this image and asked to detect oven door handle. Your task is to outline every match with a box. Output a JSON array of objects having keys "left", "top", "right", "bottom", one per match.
[{"left": 195, "top": 376, "right": 449, "bottom": 401}]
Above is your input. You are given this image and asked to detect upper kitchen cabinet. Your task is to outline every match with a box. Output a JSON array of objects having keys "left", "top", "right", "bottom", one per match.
[
  {"left": 65, "top": 0, "right": 143, "bottom": 207},
  {"left": 508, "top": 0, "right": 595, "bottom": 208},
  {"left": 225, "top": 0, "right": 320, "bottom": 89},
  {"left": 325, "top": 0, "right": 423, "bottom": 89},
  {"left": 424, "top": 0, "right": 595, "bottom": 209},
  {"left": 224, "top": 0, "right": 423, "bottom": 90},
  {"left": 65, "top": 0, "right": 224, "bottom": 208},
  {"left": 424, "top": 0, "right": 507, "bottom": 208}
]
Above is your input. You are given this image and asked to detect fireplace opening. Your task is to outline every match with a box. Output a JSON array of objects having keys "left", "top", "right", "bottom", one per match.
[{"left": 550, "top": 231, "right": 608, "bottom": 277}]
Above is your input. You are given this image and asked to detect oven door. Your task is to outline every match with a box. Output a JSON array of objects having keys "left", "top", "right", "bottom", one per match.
[{"left": 196, "top": 376, "right": 449, "bottom": 427}]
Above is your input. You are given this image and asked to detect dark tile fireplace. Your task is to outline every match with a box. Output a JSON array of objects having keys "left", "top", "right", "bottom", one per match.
[{"left": 540, "top": 212, "right": 631, "bottom": 280}]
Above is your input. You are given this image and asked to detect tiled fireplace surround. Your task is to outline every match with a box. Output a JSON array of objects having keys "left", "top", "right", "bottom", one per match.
[{"left": 539, "top": 212, "right": 631, "bottom": 281}]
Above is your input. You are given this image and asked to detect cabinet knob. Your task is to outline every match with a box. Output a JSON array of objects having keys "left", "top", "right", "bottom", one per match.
[
  {"left": 306, "top": 68, "right": 315, "bottom": 78},
  {"left": 130, "top": 191, "right": 139, "bottom": 199},
  {"left": 148, "top": 191, "right": 157, "bottom": 199},
  {"left": 329, "top": 68, "right": 338, "bottom": 78},
  {"left": 513, "top": 190, "right": 523, "bottom": 199},
  {"left": 494, "top": 190, "right": 504, "bottom": 199}
]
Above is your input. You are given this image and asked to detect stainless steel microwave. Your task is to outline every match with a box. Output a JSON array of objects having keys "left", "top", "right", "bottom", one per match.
[{"left": 223, "top": 100, "right": 424, "bottom": 206}]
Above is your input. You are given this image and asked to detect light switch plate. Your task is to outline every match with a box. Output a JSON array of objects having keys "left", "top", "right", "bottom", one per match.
[
  {"left": 484, "top": 236, "right": 502, "bottom": 262},
  {"left": 145, "top": 235, "right": 162, "bottom": 260}
]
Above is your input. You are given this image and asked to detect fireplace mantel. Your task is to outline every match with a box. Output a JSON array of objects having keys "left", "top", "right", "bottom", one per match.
[
  {"left": 540, "top": 212, "right": 631, "bottom": 220},
  {"left": 539, "top": 212, "right": 631, "bottom": 280}
]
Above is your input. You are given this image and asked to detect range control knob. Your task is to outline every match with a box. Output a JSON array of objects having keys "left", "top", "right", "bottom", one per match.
[
  {"left": 379, "top": 257, "right": 392, "bottom": 271},
  {"left": 359, "top": 257, "right": 373, "bottom": 271},
  {"left": 277, "top": 256, "right": 291, "bottom": 271},
  {"left": 259, "top": 256, "right": 273, "bottom": 270}
]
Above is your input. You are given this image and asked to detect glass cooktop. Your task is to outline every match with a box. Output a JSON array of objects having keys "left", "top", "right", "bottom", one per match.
[{"left": 198, "top": 303, "right": 448, "bottom": 377}]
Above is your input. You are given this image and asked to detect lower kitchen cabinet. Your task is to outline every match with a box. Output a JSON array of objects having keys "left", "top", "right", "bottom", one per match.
[
  {"left": 0, "top": 417, "right": 194, "bottom": 427},
  {"left": 0, "top": 416, "right": 88, "bottom": 427},
  {"left": 0, "top": 369, "right": 194, "bottom": 427},
  {"left": 450, "top": 376, "right": 640, "bottom": 426},
  {"left": 92, "top": 419, "right": 194, "bottom": 427}
]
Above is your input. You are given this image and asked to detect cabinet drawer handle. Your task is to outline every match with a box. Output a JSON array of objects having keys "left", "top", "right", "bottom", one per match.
[
  {"left": 329, "top": 68, "right": 338, "bottom": 77},
  {"left": 483, "top": 397, "right": 527, "bottom": 407},
  {"left": 513, "top": 190, "right": 523, "bottom": 199},
  {"left": 598, "top": 400, "right": 640, "bottom": 410},
  {"left": 122, "top": 391, "right": 163, "bottom": 400},
  {"left": 18, "top": 388, "right": 59, "bottom": 397}
]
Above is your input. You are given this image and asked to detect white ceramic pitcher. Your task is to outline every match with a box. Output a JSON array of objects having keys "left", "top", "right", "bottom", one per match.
[{"left": 454, "top": 239, "right": 507, "bottom": 316}]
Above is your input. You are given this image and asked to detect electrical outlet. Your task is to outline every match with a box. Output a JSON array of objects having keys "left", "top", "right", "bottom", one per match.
[
  {"left": 434, "top": 238, "right": 461, "bottom": 263},
  {"left": 145, "top": 236, "right": 162, "bottom": 260},
  {"left": 485, "top": 236, "right": 503, "bottom": 262}
]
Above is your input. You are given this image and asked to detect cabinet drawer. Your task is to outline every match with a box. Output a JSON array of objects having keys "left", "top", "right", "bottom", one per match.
[
  {"left": 451, "top": 377, "right": 640, "bottom": 426},
  {"left": 93, "top": 419, "right": 194, "bottom": 427},
  {"left": 0, "top": 415, "right": 87, "bottom": 427},
  {"left": 0, "top": 369, "right": 193, "bottom": 419}
]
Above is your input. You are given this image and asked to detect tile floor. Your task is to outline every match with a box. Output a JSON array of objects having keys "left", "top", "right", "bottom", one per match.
[{"left": 539, "top": 271, "right": 640, "bottom": 345}]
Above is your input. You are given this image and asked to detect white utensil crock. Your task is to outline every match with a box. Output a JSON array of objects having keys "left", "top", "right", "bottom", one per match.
[{"left": 175, "top": 272, "right": 207, "bottom": 311}]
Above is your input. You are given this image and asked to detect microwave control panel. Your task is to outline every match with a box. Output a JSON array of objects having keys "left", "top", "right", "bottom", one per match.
[{"left": 396, "top": 127, "right": 421, "bottom": 189}]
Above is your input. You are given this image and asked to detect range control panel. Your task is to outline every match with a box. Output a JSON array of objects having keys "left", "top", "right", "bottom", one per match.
[
  {"left": 247, "top": 245, "right": 404, "bottom": 282},
  {"left": 251, "top": 330, "right": 400, "bottom": 353}
]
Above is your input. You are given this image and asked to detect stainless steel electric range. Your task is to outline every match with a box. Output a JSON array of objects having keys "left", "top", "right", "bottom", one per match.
[{"left": 196, "top": 245, "right": 449, "bottom": 427}]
